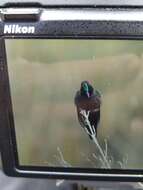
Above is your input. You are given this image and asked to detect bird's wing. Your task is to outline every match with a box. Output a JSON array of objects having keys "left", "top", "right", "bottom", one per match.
[
  {"left": 74, "top": 91, "right": 80, "bottom": 105},
  {"left": 95, "top": 89, "right": 102, "bottom": 98}
]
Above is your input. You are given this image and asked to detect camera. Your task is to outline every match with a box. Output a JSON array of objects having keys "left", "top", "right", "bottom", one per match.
[{"left": 0, "top": 0, "right": 143, "bottom": 182}]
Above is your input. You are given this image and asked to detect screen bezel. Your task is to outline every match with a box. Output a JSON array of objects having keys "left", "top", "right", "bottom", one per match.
[
  {"left": 1, "top": 37, "right": 143, "bottom": 181},
  {"left": 0, "top": 9, "right": 143, "bottom": 181}
]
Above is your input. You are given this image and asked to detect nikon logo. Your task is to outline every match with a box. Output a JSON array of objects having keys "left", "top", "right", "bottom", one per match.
[{"left": 4, "top": 24, "right": 35, "bottom": 34}]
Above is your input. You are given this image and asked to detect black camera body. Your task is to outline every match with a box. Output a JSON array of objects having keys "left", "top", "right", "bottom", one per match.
[{"left": 0, "top": 1, "right": 143, "bottom": 182}]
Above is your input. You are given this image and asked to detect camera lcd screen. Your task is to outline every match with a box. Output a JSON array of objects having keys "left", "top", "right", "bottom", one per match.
[{"left": 5, "top": 39, "right": 143, "bottom": 170}]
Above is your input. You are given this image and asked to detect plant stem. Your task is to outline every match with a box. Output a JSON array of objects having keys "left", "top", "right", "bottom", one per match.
[
  {"left": 80, "top": 109, "right": 111, "bottom": 168},
  {"left": 92, "top": 136, "right": 111, "bottom": 168}
]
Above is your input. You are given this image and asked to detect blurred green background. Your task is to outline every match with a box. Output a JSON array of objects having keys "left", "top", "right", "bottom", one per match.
[{"left": 5, "top": 39, "right": 143, "bottom": 169}]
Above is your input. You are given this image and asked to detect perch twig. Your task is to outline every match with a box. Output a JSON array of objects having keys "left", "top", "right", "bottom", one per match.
[{"left": 80, "top": 109, "right": 111, "bottom": 168}]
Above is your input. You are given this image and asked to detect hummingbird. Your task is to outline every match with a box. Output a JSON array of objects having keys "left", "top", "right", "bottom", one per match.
[{"left": 74, "top": 81, "right": 101, "bottom": 140}]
